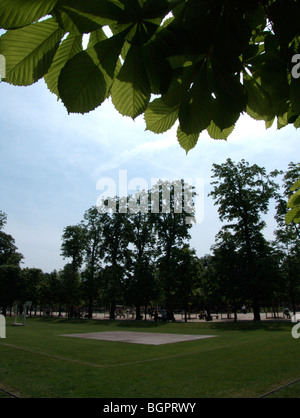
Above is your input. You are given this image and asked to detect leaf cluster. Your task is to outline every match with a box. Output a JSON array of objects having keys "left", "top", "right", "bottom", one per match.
[
  {"left": 1, "top": 0, "right": 300, "bottom": 152},
  {"left": 286, "top": 165, "right": 300, "bottom": 226}
]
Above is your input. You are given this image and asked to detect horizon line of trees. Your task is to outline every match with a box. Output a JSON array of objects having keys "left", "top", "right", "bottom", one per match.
[{"left": 0, "top": 159, "right": 299, "bottom": 322}]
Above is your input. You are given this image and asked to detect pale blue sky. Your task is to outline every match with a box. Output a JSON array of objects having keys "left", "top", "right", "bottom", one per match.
[{"left": 0, "top": 77, "right": 298, "bottom": 272}]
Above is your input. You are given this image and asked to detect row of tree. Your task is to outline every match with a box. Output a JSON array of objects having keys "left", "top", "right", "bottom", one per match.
[{"left": 0, "top": 159, "right": 299, "bottom": 321}]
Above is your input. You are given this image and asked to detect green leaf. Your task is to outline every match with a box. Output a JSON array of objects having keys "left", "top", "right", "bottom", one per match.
[
  {"left": 136, "top": 0, "right": 170, "bottom": 20},
  {"left": 118, "top": 0, "right": 169, "bottom": 23},
  {"left": 290, "top": 78, "right": 300, "bottom": 114},
  {"left": 161, "top": 71, "right": 189, "bottom": 108},
  {"left": 0, "top": 0, "right": 58, "bottom": 29},
  {"left": 287, "top": 189, "right": 300, "bottom": 208},
  {"left": 53, "top": 9, "right": 102, "bottom": 35},
  {"left": 258, "top": 69, "right": 289, "bottom": 116},
  {"left": 125, "top": 21, "right": 160, "bottom": 45},
  {"left": 111, "top": 44, "right": 150, "bottom": 118},
  {"left": 88, "top": 29, "right": 109, "bottom": 48},
  {"left": 268, "top": 0, "right": 300, "bottom": 47},
  {"left": 53, "top": 0, "right": 123, "bottom": 33},
  {"left": 0, "top": 18, "right": 65, "bottom": 86},
  {"left": 142, "top": 43, "right": 172, "bottom": 94},
  {"left": 290, "top": 177, "right": 300, "bottom": 192},
  {"left": 212, "top": 66, "right": 247, "bottom": 114},
  {"left": 178, "top": 65, "right": 213, "bottom": 135},
  {"left": 294, "top": 115, "right": 300, "bottom": 129},
  {"left": 249, "top": 3, "right": 266, "bottom": 32},
  {"left": 144, "top": 97, "right": 178, "bottom": 133},
  {"left": 277, "top": 112, "right": 289, "bottom": 129},
  {"left": 265, "top": 117, "right": 275, "bottom": 129},
  {"left": 45, "top": 33, "right": 83, "bottom": 97},
  {"left": 58, "top": 48, "right": 107, "bottom": 114},
  {"left": 208, "top": 65, "right": 246, "bottom": 130},
  {"left": 177, "top": 125, "right": 199, "bottom": 154},
  {"left": 212, "top": 96, "right": 240, "bottom": 131},
  {"left": 243, "top": 72, "right": 275, "bottom": 122},
  {"left": 207, "top": 120, "right": 235, "bottom": 140},
  {"left": 286, "top": 174, "right": 300, "bottom": 225},
  {"left": 93, "top": 29, "right": 130, "bottom": 79},
  {"left": 285, "top": 207, "right": 300, "bottom": 225}
]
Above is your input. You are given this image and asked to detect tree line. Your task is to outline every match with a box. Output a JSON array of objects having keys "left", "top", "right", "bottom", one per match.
[{"left": 0, "top": 159, "right": 299, "bottom": 321}]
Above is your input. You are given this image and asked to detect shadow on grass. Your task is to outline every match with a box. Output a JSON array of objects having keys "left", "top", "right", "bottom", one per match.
[
  {"left": 22, "top": 316, "right": 291, "bottom": 333},
  {"left": 208, "top": 320, "right": 291, "bottom": 332},
  {"left": 29, "top": 317, "right": 177, "bottom": 329}
]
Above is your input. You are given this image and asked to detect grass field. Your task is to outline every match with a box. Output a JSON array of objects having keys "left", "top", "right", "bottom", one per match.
[{"left": 0, "top": 317, "right": 299, "bottom": 398}]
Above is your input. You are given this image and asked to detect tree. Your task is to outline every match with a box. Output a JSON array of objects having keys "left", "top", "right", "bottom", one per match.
[
  {"left": 1, "top": 0, "right": 299, "bottom": 152},
  {"left": 209, "top": 158, "right": 280, "bottom": 320},
  {"left": 211, "top": 231, "right": 246, "bottom": 321},
  {"left": 285, "top": 164, "right": 300, "bottom": 232},
  {"left": 80, "top": 207, "right": 105, "bottom": 318},
  {"left": 22, "top": 267, "right": 45, "bottom": 315},
  {"left": 274, "top": 162, "right": 300, "bottom": 313},
  {"left": 197, "top": 255, "right": 221, "bottom": 321},
  {"left": 170, "top": 245, "right": 201, "bottom": 322},
  {"left": 0, "top": 231, "right": 23, "bottom": 266},
  {"left": 0, "top": 264, "right": 23, "bottom": 316},
  {"left": 58, "top": 263, "right": 82, "bottom": 317},
  {"left": 61, "top": 224, "right": 87, "bottom": 271},
  {"left": 152, "top": 179, "right": 194, "bottom": 310},
  {"left": 125, "top": 207, "right": 157, "bottom": 320},
  {"left": 0, "top": 210, "right": 7, "bottom": 230},
  {"left": 101, "top": 206, "right": 131, "bottom": 320},
  {"left": 0, "top": 211, "right": 23, "bottom": 266}
]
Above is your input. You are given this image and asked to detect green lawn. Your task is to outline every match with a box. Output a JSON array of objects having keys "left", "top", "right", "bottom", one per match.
[{"left": 0, "top": 317, "right": 299, "bottom": 398}]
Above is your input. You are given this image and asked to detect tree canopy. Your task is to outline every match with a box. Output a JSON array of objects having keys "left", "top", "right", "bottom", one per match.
[
  {"left": 1, "top": 0, "right": 300, "bottom": 152},
  {"left": 1, "top": 161, "right": 300, "bottom": 319},
  {"left": 285, "top": 165, "right": 300, "bottom": 228},
  {"left": 209, "top": 158, "right": 281, "bottom": 320}
]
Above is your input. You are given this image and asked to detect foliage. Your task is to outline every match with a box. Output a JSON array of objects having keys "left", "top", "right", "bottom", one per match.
[
  {"left": 0, "top": 231, "right": 23, "bottom": 266},
  {"left": 58, "top": 263, "right": 82, "bottom": 314},
  {"left": 125, "top": 210, "right": 157, "bottom": 318},
  {"left": 209, "top": 158, "right": 281, "bottom": 320},
  {"left": 0, "top": 211, "right": 23, "bottom": 267},
  {"left": 1, "top": 0, "right": 300, "bottom": 152},
  {"left": 22, "top": 267, "right": 45, "bottom": 307},
  {"left": 274, "top": 163, "right": 300, "bottom": 312},
  {"left": 0, "top": 210, "right": 7, "bottom": 230},
  {"left": 2, "top": 161, "right": 300, "bottom": 317},
  {"left": 0, "top": 264, "right": 23, "bottom": 314},
  {"left": 61, "top": 225, "right": 87, "bottom": 270},
  {"left": 211, "top": 231, "right": 247, "bottom": 314},
  {"left": 285, "top": 165, "right": 300, "bottom": 227}
]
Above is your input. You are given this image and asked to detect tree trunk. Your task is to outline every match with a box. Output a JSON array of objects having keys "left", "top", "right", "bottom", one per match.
[
  {"left": 253, "top": 299, "right": 261, "bottom": 321},
  {"left": 135, "top": 305, "right": 143, "bottom": 320},
  {"left": 87, "top": 299, "right": 93, "bottom": 319},
  {"left": 110, "top": 301, "right": 115, "bottom": 320}
]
